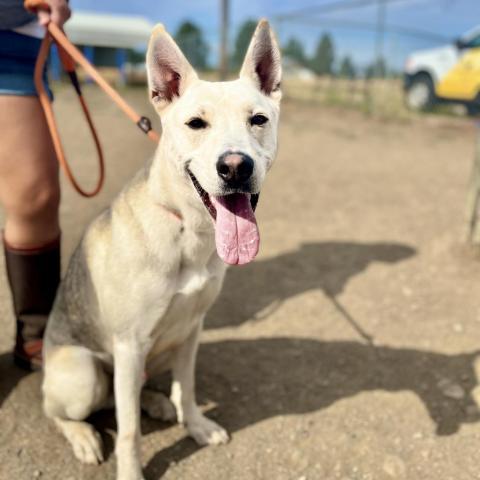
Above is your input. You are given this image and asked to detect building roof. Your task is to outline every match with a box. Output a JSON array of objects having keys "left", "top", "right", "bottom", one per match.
[{"left": 64, "top": 11, "right": 155, "bottom": 49}]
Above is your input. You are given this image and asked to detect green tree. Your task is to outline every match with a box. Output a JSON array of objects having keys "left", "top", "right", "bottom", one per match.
[
  {"left": 282, "top": 37, "right": 307, "bottom": 66},
  {"left": 231, "top": 19, "right": 257, "bottom": 70},
  {"left": 311, "top": 33, "right": 335, "bottom": 76},
  {"left": 339, "top": 55, "right": 356, "bottom": 79},
  {"left": 174, "top": 21, "right": 209, "bottom": 70}
]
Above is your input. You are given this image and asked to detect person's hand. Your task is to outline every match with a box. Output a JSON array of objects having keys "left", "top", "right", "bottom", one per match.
[{"left": 37, "top": 0, "right": 71, "bottom": 28}]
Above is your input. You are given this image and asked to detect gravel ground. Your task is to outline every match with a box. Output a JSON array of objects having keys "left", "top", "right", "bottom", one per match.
[{"left": 0, "top": 87, "right": 480, "bottom": 480}]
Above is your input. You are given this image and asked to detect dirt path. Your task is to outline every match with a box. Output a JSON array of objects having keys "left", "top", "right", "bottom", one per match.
[{"left": 1, "top": 88, "right": 479, "bottom": 480}]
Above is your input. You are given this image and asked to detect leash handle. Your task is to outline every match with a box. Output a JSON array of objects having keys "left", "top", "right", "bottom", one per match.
[
  {"left": 25, "top": 0, "right": 76, "bottom": 71},
  {"left": 47, "top": 23, "right": 160, "bottom": 142},
  {"left": 34, "top": 30, "right": 105, "bottom": 197},
  {"left": 26, "top": 0, "right": 160, "bottom": 198},
  {"left": 24, "top": 0, "right": 49, "bottom": 14}
]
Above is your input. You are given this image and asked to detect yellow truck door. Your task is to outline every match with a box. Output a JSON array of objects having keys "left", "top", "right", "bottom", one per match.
[{"left": 436, "top": 48, "right": 480, "bottom": 101}]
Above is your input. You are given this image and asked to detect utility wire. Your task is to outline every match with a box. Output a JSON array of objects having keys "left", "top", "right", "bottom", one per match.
[
  {"left": 275, "top": 0, "right": 415, "bottom": 20},
  {"left": 277, "top": 17, "right": 451, "bottom": 42}
]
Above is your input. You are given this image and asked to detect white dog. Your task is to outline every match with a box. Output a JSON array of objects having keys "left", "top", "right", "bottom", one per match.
[{"left": 42, "top": 19, "right": 281, "bottom": 480}]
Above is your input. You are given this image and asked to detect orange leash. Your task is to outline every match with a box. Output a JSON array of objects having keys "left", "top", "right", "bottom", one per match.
[{"left": 26, "top": 1, "right": 160, "bottom": 197}]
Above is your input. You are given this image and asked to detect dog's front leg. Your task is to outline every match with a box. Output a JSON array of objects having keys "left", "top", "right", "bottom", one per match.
[
  {"left": 114, "top": 337, "right": 147, "bottom": 480},
  {"left": 170, "top": 321, "right": 229, "bottom": 446}
]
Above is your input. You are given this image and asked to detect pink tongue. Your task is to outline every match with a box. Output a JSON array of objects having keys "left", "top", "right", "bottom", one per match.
[{"left": 210, "top": 194, "right": 259, "bottom": 265}]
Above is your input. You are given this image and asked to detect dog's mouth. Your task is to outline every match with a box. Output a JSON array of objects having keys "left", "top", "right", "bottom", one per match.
[{"left": 187, "top": 169, "right": 260, "bottom": 266}]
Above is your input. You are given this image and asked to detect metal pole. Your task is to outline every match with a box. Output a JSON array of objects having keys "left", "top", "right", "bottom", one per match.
[
  {"left": 219, "top": 0, "right": 229, "bottom": 80},
  {"left": 374, "top": 0, "right": 386, "bottom": 78}
]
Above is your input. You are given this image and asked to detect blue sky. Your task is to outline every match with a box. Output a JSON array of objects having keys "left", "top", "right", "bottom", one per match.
[{"left": 71, "top": 0, "right": 480, "bottom": 71}]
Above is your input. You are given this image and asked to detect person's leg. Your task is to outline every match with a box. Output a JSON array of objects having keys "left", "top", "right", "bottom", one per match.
[
  {"left": 0, "top": 96, "right": 60, "bottom": 246},
  {"left": 0, "top": 95, "right": 61, "bottom": 370}
]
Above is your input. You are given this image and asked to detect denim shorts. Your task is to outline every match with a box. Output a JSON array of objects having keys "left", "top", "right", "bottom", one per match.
[{"left": 0, "top": 30, "right": 53, "bottom": 99}]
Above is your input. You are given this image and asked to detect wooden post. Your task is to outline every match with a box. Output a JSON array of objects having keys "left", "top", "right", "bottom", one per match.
[{"left": 466, "top": 122, "right": 480, "bottom": 244}]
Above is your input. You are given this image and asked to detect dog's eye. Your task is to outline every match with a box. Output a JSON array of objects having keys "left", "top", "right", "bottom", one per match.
[
  {"left": 186, "top": 117, "right": 208, "bottom": 130},
  {"left": 250, "top": 114, "right": 268, "bottom": 126}
]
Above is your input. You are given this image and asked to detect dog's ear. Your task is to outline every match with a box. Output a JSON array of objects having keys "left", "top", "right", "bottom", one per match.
[
  {"left": 239, "top": 19, "right": 282, "bottom": 102},
  {"left": 147, "top": 24, "right": 198, "bottom": 110}
]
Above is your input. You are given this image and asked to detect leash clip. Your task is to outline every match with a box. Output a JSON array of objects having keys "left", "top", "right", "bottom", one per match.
[{"left": 137, "top": 116, "right": 153, "bottom": 134}]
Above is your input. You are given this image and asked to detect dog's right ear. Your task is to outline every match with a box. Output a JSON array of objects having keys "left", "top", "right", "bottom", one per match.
[{"left": 146, "top": 24, "right": 198, "bottom": 110}]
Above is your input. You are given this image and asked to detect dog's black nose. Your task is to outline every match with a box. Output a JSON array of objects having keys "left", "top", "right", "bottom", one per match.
[{"left": 216, "top": 152, "right": 254, "bottom": 186}]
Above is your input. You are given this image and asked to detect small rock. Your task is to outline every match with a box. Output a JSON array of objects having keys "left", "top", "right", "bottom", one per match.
[
  {"left": 437, "top": 378, "right": 465, "bottom": 399},
  {"left": 33, "top": 471, "right": 42, "bottom": 479},
  {"left": 402, "top": 286, "right": 413, "bottom": 297},
  {"left": 420, "top": 450, "right": 430, "bottom": 460},
  {"left": 453, "top": 323, "right": 463, "bottom": 333},
  {"left": 383, "top": 455, "right": 406, "bottom": 478}
]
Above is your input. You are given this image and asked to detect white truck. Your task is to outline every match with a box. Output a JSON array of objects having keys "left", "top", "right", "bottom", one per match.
[{"left": 404, "top": 26, "right": 480, "bottom": 113}]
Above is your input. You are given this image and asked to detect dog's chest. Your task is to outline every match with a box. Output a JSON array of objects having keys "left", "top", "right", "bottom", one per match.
[
  {"left": 146, "top": 239, "right": 225, "bottom": 361},
  {"left": 176, "top": 264, "right": 210, "bottom": 296}
]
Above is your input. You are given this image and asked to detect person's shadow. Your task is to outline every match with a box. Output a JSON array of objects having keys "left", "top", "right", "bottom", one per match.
[
  {"left": 140, "top": 240, "right": 480, "bottom": 478},
  {"left": 206, "top": 241, "right": 416, "bottom": 330},
  {"left": 0, "top": 352, "right": 29, "bottom": 409},
  {"left": 144, "top": 337, "right": 480, "bottom": 479}
]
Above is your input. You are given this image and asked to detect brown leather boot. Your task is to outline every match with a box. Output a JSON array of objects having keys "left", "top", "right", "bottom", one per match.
[{"left": 3, "top": 235, "right": 60, "bottom": 371}]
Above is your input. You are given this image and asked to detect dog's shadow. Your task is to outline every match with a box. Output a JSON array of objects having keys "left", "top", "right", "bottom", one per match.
[
  {"left": 144, "top": 337, "right": 480, "bottom": 479},
  {"left": 206, "top": 241, "right": 416, "bottom": 329}
]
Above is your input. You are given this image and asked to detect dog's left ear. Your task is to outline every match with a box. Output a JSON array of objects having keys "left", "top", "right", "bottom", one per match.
[
  {"left": 147, "top": 24, "right": 198, "bottom": 110},
  {"left": 240, "top": 19, "right": 282, "bottom": 102}
]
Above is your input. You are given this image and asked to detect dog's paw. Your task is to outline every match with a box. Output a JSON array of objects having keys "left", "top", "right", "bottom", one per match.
[
  {"left": 64, "top": 422, "right": 104, "bottom": 465},
  {"left": 117, "top": 473, "right": 145, "bottom": 480},
  {"left": 141, "top": 389, "right": 176, "bottom": 422},
  {"left": 116, "top": 444, "right": 145, "bottom": 480},
  {"left": 186, "top": 414, "right": 229, "bottom": 446}
]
